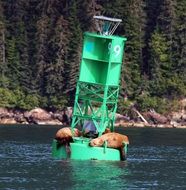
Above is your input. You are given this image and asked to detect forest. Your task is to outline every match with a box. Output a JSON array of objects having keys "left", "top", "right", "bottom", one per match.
[{"left": 0, "top": 0, "right": 185, "bottom": 114}]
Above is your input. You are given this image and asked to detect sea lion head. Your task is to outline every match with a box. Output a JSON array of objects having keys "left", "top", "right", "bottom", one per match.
[
  {"left": 89, "top": 138, "right": 104, "bottom": 147},
  {"left": 103, "top": 128, "right": 111, "bottom": 134},
  {"left": 73, "top": 128, "right": 82, "bottom": 137}
]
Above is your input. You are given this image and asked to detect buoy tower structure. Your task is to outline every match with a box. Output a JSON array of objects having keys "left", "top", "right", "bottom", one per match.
[{"left": 52, "top": 16, "right": 128, "bottom": 161}]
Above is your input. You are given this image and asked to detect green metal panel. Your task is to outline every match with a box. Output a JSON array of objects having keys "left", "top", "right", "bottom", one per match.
[
  {"left": 109, "top": 37, "right": 125, "bottom": 63},
  {"left": 70, "top": 142, "right": 120, "bottom": 161},
  {"left": 80, "top": 59, "right": 108, "bottom": 84},
  {"left": 52, "top": 138, "right": 129, "bottom": 161},
  {"left": 79, "top": 32, "right": 127, "bottom": 86},
  {"left": 108, "top": 62, "right": 121, "bottom": 85},
  {"left": 83, "top": 35, "right": 111, "bottom": 62}
]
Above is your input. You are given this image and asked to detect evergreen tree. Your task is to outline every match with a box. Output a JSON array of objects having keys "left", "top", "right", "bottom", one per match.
[
  {"left": 157, "top": 0, "right": 176, "bottom": 54},
  {"left": 6, "top": 37, "right": 20, "bottom": 89},
  {"left": 3, "top": 0, "right": 29, "bottom": 89},
  {"left": 23, "top": 0, "right": 40, "bottom": 94},
  {"left": 12, "top": 1, "right": 31, "bottom": 93},
  {"left": 64, "top": 0, "right": 82, "bottom": 102},
  {"left": 148, "top": 31, "right": 171, "bottom": 96},
  {"left": 53, "top": 16, "right": 69, "bottom": 94},
  {"left": 143, "top": 0, "right": 162, "bottom": 76},
  {"left": 35, "top": 14, "right": 51, "bottom": 96},
  {"left": 44, "top": 16, "right": 69, "bottom": 103},
  {"left": 0, "top": 0, "right": 8, "bottom": 87},
  {"left": 173, "top": 0, "right": 186, "bottom": 79},
  {"left": 120, "top": 0, "right": 146, "bottom": 99},
  {"left": 77, "top": 0, "right": 101, "bottom": 32},
  {"left": 169, "top": 0, "right": 186, "bottom": 97}
]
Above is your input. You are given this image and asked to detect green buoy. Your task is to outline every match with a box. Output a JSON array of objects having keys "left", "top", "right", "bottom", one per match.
[{"left": 52, "top": 16, "right": 128, "bottom": 161}]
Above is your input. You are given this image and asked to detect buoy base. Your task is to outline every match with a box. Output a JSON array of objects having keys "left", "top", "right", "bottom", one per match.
[{"left": 52, "top": 137, "right": 128, "bottom": 161}]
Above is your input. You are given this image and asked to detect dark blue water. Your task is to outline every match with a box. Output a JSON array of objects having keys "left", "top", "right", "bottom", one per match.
[{"left": 0, "top": 125, "right": 186, "bottom": 190}]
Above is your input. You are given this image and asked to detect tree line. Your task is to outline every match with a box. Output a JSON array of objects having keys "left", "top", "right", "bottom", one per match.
[{"left": 0, "top": 0, "right": 185, "bottom": 113}]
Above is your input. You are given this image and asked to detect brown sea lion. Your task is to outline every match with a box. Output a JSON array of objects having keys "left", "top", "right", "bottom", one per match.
[
  {"left": 55, "top": 127, "right": 81, "bottom": 139},
  {"left": 55, "top": 127, "right": 82, "bottom": 152},
  {"left": 89, "top": 132, "right": 129, "bottom": 160}
]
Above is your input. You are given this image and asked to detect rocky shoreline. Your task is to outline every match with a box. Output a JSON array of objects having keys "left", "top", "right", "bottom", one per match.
[
  {"left": 0, "top": 106, "right": 185, "bottom": 128},
  {"left": 0, "top": 107, "right": 69, "bottom": 125}
]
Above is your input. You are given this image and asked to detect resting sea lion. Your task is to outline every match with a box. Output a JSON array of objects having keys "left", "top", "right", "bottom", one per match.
[
  {"left": 55, "top": 127, "right": 82, "bottom": 152},
  {"left": 89, "top": 132, "right": 129, "bottom": 160},
  {"left": 55, "top": 127, "right": 81, "bottom": 139}
]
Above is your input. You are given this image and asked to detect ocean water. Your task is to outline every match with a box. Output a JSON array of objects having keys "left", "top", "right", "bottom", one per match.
[{"left": 0, "top": 125, "right": 186, "bottom": 190}]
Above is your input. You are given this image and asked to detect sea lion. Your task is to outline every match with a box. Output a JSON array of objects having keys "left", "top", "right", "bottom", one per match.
[
  {"left": 55, "top": 127, "right": 82, "bottom": 151},
  {"left": 55, "top": 127, "right": 81, "bottom": 139},
  {"left": 89, "top": 132, "right": 129, "bottom": 160}
]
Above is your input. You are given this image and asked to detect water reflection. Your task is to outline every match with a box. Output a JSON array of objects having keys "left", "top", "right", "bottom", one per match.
[
  {"left": 1, "top": 125, "right": 186, "bottom": 190},
  {"left": 59, "top": 160, "right": 130, "bottom": 190}
]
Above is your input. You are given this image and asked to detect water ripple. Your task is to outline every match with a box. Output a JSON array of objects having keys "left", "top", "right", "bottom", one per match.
[{"left": 0, "top": 126, "right": 186, "bottom": 190}]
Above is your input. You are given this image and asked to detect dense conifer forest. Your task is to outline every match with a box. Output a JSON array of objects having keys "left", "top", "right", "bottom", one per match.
[{"left": 0, "top": 0, "right": 185, "bottom": 113}]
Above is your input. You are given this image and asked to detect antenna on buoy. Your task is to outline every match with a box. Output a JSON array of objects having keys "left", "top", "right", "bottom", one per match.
[{"left": 93, "top": 15, "right": 122, "bottom": 36}]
